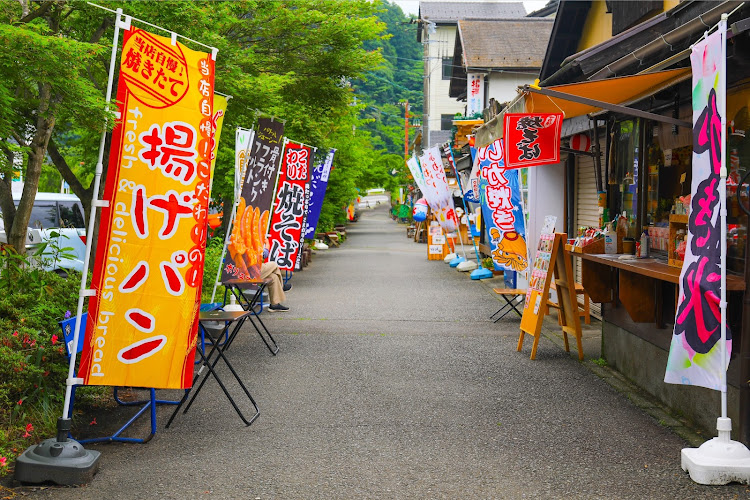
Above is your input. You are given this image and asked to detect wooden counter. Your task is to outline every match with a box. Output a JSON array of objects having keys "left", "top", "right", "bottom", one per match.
[
  {"left": 571, "top": 252, "right": 746, "bottom": 324},
  {"left": 577, "top": 253, "right": 745, "bottom": 290}
]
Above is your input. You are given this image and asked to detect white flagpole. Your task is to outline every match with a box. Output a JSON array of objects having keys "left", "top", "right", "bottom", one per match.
[
  {"left": 719, "top": 13, "right": 728, "bottom": 425},
  {"left": 62, "top": 8, "right": 129, "bottom": 421},
  {"left": 681, "top": 13, "right": 750, "bottom": 486}
]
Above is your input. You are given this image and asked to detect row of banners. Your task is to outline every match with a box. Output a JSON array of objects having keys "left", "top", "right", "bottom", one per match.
[
  {"left": 413, "top": 87, "right": 728, "bottom": 395},
  {"left": 406, "top": 113, "right": 563, "bottom": 277},
  {"left": 79, "top": 25, "right": 335, "bottom": 389},
  {"left": 74, "top": 19, "right": 728, "bottom": 396}
]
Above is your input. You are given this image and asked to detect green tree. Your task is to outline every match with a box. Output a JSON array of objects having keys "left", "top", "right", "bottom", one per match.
[
  {"left": 1, "top": 0, "right": 387, "bottom": 253},
  {"left": 0, "top": 1, "right": 111, "bottom": 253}
]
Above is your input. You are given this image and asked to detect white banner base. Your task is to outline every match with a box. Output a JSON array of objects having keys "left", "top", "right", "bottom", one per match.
[
  {"left": 457, "top": 260, "right": 478, "bottom": 272},
  {"left": 682, "top": 417, "right": 750, "bottom": 485}
]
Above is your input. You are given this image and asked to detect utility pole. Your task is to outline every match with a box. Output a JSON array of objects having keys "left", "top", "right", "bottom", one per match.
[{"left": 404, "top": 100, "right": 410, "bottom": 164}]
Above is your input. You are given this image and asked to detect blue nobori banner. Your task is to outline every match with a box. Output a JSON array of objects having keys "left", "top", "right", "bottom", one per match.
[{"left": 304, "top": 148, "right": 336, "bottom": 239}]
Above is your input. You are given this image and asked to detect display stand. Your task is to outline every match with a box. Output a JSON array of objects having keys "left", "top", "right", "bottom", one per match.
[
  {"left": 518, "top": 232, "right": 583, "bottom": 360},
  {"left": 427, "top": 223, "right": 448, "bottom": 260}
]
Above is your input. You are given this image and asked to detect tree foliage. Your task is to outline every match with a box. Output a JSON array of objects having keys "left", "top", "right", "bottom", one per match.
[
  {"left": 350, "top": 1, "right": 423, "bottom": 194},
  {"left": 0, "top": 0, "right": 430, "bottom": 254}
]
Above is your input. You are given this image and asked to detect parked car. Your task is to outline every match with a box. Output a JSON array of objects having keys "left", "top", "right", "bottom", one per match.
[{"left": 0, "top": 192, "right": 87, "bottom": 273}]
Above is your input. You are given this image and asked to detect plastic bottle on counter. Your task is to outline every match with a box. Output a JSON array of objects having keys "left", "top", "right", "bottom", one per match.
[
  {"left": 640, "top": 230, "right": 649, "bottom": 258},
  {"left": 604, "top": 223, "right": 617, "bottom": 254}
]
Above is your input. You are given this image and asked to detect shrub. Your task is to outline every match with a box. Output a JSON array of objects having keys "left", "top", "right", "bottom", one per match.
[{"left": 0, "top": 246, "right": 83, "bottom": 474}]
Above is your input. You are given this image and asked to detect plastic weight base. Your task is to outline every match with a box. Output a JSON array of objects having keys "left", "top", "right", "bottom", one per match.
[
  {"left": 470, "top": 267, "right": 493, "bottom": 280},
  {"left": 14, "top": 437, "right": 101, "bottom": 485},
  {"left": 449, "top": 256, "right": 465, "bottom": 267},
  {"left": 682, "top": 438, "right": 750, "bottom": 485},
  {"left": 457, "top": 260, "right": 477, "bottom": 272}
]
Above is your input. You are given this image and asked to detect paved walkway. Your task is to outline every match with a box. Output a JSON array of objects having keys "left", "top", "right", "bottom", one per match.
[{"left": 28, "top": 204, "right": 749, "bottom": 498}]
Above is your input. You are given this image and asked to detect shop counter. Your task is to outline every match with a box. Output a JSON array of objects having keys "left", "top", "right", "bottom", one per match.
[{"left": 571, "top": 252, "right": 745, "bottom": 324}]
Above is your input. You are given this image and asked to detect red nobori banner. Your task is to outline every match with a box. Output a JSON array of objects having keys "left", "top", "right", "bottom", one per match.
[
  {"left": 268, "top": 139, "right": 312, "bottom": 271},
  {"left": 503, "top": 113, "right": 562, "bottom": 169},
  {"left": 80, "top": 26, "right": 215, "bottom": 389}
]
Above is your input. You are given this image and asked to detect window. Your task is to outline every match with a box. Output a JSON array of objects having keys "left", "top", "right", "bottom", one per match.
[
  {"left": 59, "top": 202, "right": 85, "bottom": 228},
  {"left": 613, "top": 119, "right": 639, "bottom": 238},
  {"left": 28, "top": 203, "right": 58, "bottom": 229},
  {"left": 442, "top": 57, "right": 452, "bottom": 80},
  {"left": 611, "top": 114, "right": 747, "bottom": 274},
  {"left": 440, "top": 114, "right": 454, "bottom": 131}
]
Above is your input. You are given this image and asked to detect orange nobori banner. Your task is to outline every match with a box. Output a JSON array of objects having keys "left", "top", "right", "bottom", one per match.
[{"left": 79, "top": 26, "right": 216, "bottom": 389}]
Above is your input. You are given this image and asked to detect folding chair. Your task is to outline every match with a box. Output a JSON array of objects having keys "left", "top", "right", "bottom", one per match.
[
  {"left": 490, "top": 271, "right": 527, "bottom": 322},
  {"left": 59, "top": 314, "right": 182, "bottom": 444},
  {"left": 491, "top": 288, "right": 526, "bottom": 321}
]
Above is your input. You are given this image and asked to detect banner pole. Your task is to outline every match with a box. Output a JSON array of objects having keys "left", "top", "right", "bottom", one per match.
[
  {"left": 719, "top": 15, "right": 728, "bottom": 424},
  {"left": 62, "top": 8, "right": 128, "bottom": 421},
  {"left": 211, "top": 201, "right": 237, "bottom": 303},
  {"left": 15, "top": 7, "right": 128, "bottom": 485},
  {"left": 680, "top": 14, "right": 750, "bottom": 486}
]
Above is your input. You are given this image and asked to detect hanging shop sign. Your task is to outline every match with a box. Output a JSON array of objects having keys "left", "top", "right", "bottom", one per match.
[
  {"left": 303, "top": 148, "right": 336, "bottom": 239},
  {"left": 418, "top": 147, "right": 458, "bottom": 233},
  {"left": 503, "top": 113, "right": 563, "bottom": 168},
  {"left": 664, "top": 28, "right": 729, "bottom": 391},
  {"left": 477, "top": 138, "right": 528, "bottom": 272},
  {"left": 221, "top": 117, "right": 284, "bottom": 283},
  {"left": 80, "top": 26, "right": 216, "bottom": 389},
  {"left": 467, "top": 73, "right": 485, "bottom": 116},
  {"left": 268, "top": 139, "right": 313, "bottom": 271}
]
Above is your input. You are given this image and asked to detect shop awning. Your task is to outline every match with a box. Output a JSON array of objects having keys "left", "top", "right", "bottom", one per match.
[{"left": 523, "top": 67, "right": 692, "bottom": 128}]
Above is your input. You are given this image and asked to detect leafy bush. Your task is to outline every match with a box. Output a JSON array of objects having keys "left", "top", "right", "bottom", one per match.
[{"left": 0, "top": 245, "right": 83, "bottom": 474}]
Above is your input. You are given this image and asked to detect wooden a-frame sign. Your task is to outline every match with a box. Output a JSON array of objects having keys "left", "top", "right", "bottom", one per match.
[{"left": 518, "top": 232, "right": 583, "bottom": 360}]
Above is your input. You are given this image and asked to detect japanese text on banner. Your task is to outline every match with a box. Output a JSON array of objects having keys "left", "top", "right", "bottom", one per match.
[
  {"left": 221, "top": 118, "right": 284, "bottom": 283},
  {"left": 418, "top": 147, "right": 457, "bottom": 233},
  {"left": 80, "top": 27, "right": 216, "bottom": 389},
  {"left": 477, "top": 139, "right": 528, "bottom": 272},
  {"left": 665, "top": 28, "right": 729, "bottom": 391},
  {"left": 503, "top": 113, "right": 562, "bottom": 169},
  {"left": 304, "top": 149, "right": 336, "bottom": 239},
  {"left": 268, "top": 140, "right": 312, "bottom": 271}
]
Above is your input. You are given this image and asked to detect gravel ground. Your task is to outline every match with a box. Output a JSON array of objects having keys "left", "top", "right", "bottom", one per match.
[{"left": 14, "top": 203, "right": 750, "bottom": 499}]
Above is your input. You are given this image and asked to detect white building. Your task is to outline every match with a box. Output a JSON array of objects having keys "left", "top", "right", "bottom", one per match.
[
  {"left": 417, "top": 1, "right": 527, "bottom": 149},
  {"left": 448, "top": 18, "right": 554, "bottom": 115}
]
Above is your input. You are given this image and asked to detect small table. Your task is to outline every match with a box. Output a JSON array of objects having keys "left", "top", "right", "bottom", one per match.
[
  {"left": 166, "top": 310, "right": 260, "bottom": 428},
  {"left": 224, "top": 278, "right": 279, "bottom": 355}
]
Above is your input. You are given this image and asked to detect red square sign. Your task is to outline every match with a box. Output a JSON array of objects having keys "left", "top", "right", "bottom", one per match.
[{"left": 503, "top": 113, "right": 562, "bottom": 169}]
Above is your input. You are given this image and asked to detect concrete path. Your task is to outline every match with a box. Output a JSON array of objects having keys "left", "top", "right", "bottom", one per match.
[{"left": 27, "top": 204, "right": 749, "bottom": 498}]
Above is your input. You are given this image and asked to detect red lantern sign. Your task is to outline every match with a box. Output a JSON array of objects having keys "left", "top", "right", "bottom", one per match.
[{"left": 503, "top": 113, "right": 562, "bottom": 169}]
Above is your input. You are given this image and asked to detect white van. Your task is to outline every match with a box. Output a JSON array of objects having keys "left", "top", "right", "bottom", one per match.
[{"left": 0, "top": 193, "right": 87, "bottom": 273}]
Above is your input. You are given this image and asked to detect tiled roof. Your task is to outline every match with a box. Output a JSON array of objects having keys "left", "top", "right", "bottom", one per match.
[
  {"left": 419, "top": 1, "right": 526, "bottom": 22},
  {"left": 458, "top": 18, "right": 554, "bottom": 69}
]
